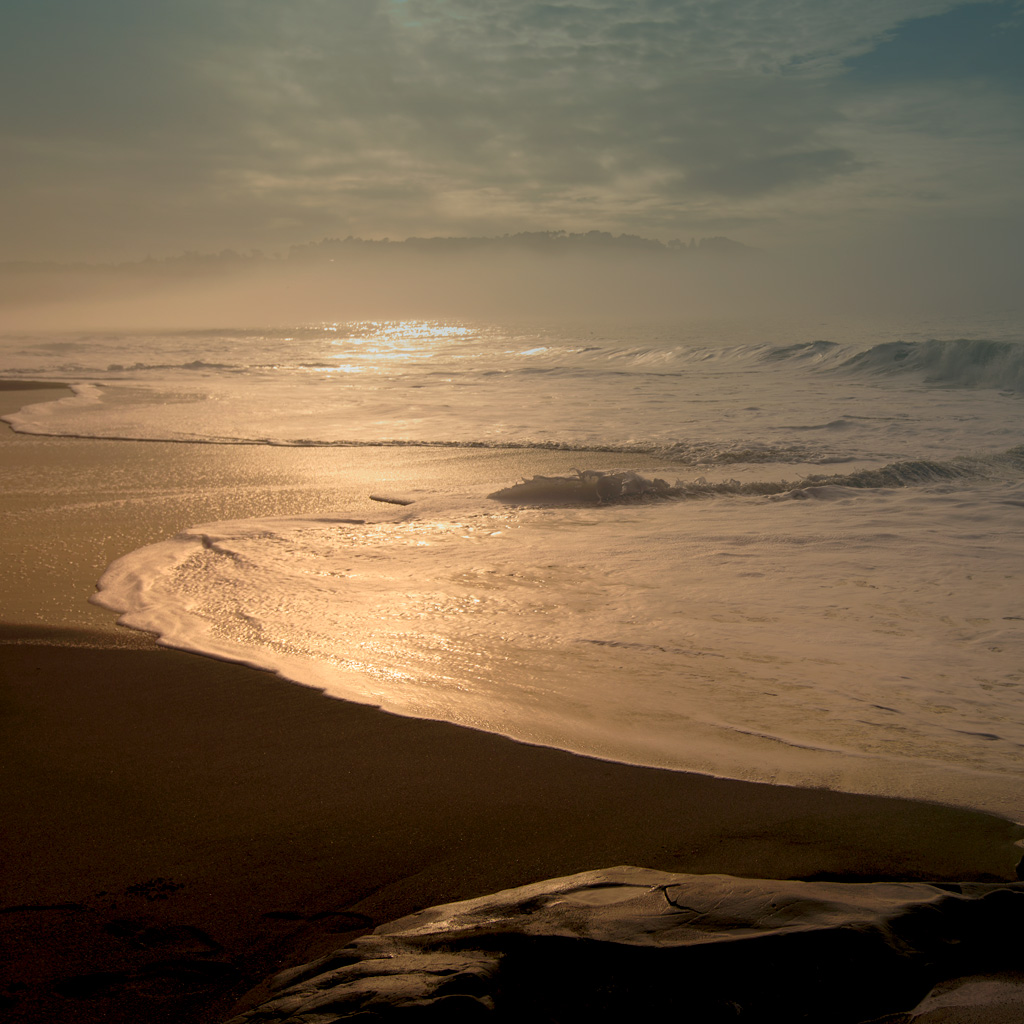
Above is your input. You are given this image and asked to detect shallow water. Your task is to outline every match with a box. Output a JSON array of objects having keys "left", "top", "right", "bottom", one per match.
[{"left": 4, "top": 315, "right": 1023, "bottom": 818}]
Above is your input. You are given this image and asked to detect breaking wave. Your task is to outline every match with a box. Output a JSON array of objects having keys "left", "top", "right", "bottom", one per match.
[
  {"left": 759, "top": 336, "right": 1024, "bottom": 392},
  {"left": 837, "top": 338, "right": 1024, "bottom": 392},
  {"left": 762, "top": 339, "right": 840, "bottom": 362},
  {"left": 488, "top": 447, "right": 1024, "bottom": 505}
]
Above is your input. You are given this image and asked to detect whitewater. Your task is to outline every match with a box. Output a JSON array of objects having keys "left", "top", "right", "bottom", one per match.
[{"left": 3, "top": 315, "right": 1023, "bottom": 820}]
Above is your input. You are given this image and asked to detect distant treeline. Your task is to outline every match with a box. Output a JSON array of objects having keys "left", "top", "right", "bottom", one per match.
[
  {"left": 1, "top": 231, "right": 757, "bottom": 275},
  {"left": 289, "top": 231, "right": 756, "bottom": 260},
  {"left": 0, "top": 230, "right": 767, "bottom": 325}
]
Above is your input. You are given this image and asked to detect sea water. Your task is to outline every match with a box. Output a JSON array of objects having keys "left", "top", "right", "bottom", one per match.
[{"left": 3, "top": 316, "right": 1023, "bottom": 819}]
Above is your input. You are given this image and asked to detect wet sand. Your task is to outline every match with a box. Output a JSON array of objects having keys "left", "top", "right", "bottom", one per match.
[{"left": 2, "top": 383, "right": 1022, "bottom": 1024}]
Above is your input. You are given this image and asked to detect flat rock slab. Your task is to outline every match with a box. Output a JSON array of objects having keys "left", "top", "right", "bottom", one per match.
[{"left": 227, "top": 867, "right": 1024, "bottom": 1022}]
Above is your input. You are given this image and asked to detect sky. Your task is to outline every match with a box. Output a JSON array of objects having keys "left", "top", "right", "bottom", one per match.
[{"left": 1, "top": 0, "right": 1022, "bottom": 279}]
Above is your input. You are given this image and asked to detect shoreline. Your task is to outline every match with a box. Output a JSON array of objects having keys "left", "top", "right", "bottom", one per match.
[
  {"left": 4, "top": 625, "right": 1022, "bottom": 1024},
  {"left": 3, "top": 382, "right": 1023, "bottom": 1023},
  {"left": 0, "top": 379, "right": 73, "bottom": 391}
]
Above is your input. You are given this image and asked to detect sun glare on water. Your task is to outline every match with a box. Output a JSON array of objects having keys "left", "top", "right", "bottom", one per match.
[{"left": 324, "top": 320, "right": 476, "bottom": 372}]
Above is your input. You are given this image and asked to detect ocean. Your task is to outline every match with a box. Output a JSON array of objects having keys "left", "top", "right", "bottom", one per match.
[{"left": 3, "top": 314, "right": 1023, "bottom": 820}]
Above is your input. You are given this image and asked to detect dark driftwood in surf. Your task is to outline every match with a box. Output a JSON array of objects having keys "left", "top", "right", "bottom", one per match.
[{"left": 369, "top": 493, "right": 415, "bottom": 505}]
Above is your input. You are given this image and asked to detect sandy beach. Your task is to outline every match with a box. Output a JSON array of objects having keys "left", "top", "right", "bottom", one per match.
[{"left": 2, "top": 383, "right": 1022, "bottom": 1024}]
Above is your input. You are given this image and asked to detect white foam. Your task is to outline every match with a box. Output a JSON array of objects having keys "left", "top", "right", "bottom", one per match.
[
  {"left": 3, "top": 320, "right": 1021, "bottom": 466},
  {"left": 92, "top": 479, "right": 1024, "bottom": 821}
]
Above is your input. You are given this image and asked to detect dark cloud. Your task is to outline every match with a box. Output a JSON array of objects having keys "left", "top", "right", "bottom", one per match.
[
  {"left": 845, "top": 0, "right": 1024, "bottom": 88},
  {"left": 686, "top": 149, "right": 864, "bottom": 196}
]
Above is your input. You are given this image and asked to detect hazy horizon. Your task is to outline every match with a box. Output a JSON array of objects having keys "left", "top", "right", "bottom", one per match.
[{"left": 1, "top": 226, "right": 1018, "bottom": 329}]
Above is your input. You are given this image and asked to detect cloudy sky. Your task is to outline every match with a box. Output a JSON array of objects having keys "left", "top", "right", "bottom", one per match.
[{"left": 2, "top": 0, "right": 1022, "bottom": 265}]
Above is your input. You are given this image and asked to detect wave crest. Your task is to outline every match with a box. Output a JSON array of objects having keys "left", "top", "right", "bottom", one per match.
[
  {"left": 839, "top": 338, "right": 1024, "bottom": 391},
  {"left": 489, "top": 448, "right": 1024, "bottom": 505}
]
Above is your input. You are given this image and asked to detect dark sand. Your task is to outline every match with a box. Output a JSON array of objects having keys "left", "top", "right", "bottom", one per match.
[{"left": 2, "top": 382, "right": 1022, "bottom": 1023}]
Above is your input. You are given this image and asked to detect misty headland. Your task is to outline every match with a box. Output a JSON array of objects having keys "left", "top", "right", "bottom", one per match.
[{"left": 2, "top": 226, "right": 1016, "bottom": 330}]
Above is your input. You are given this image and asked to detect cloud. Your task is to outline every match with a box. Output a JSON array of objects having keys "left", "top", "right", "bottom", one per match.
[
  {"left": 1, "top": 0, "right": 1021, "bottom": 261},
  {"left": 684, "top": 149, "right": 864, "bottom": 197}
]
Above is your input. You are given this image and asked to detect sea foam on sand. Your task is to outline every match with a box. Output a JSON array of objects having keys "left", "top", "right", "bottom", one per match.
[{"left": 91, "top": 470, "right": 1024, "bottom": 821}]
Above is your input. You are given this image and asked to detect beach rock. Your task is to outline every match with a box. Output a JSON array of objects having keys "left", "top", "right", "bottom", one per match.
[
  {"left": 226, "top": 867, "right": 1024, "bottom": 1023},
  {"left": 888, "top": 972, "right": 1024, "bottom": 1023}
]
